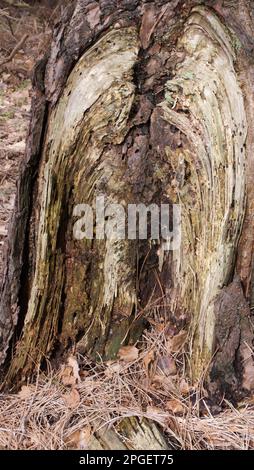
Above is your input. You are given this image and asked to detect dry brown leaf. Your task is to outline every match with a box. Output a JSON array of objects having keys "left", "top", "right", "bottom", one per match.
[
  {"left": 60, "top": 366, "right": 76, "bottom": 386},
  {"left": 165, "top": 399, "right": 185, "bottom": 415},
  {"left": 118, "top": 345, "right": 139, "bottom": 362},
  {"left": 66, "top": 425, "right": 92, "bottom": 449},
  {"left": 60, "top": 356, "right": 81, "bottom": 385},
  {"left": 18, "top": 385, "right": 35, "bottom": 400},
  {"left": 157, "top": 355, "right": 177, "bottom": 376},
  {"left": 146, "top": 405, "right": 168, "bottom": 424},
  {"left": 179, "top": 378, "right": 191, "bottom": 396},
  {"left": 167, "top": 330, "right": 187, "bottom": 353},
  {"left": 63, "top": 388, "right": 80, "bottom": 409},
  {"left": 68, "top": 356, "right": 81, "bottom": 383},
  {"left": 152, "top": 374, "right": 177, "bottom": 390}
]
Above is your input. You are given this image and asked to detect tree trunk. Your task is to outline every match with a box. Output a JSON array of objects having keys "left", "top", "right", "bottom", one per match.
[{"left": 1, "top": 0, "right": 254, "bottom": 448}]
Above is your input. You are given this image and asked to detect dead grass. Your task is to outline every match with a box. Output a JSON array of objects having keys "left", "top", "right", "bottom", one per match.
[{"left": 0, "top": 325, "right": 253, "bottom": 450}]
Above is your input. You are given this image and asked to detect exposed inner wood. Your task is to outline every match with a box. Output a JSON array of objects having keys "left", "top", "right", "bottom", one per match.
[{"left": 161, "top": 5, "right": 247, "bottom": 378}]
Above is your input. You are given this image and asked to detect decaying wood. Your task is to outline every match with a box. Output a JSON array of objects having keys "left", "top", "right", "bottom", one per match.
[
  {"left": 89, "top": 418, "right": 169, "bottom": 450},
  {"left": 161, "top": 5, "right": 248, "bottom": 378},
  {"left": 1, "top": 2, "right": 254, "bottom": 448}
]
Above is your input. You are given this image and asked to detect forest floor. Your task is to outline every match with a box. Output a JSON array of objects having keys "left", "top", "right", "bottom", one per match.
[
  {"left": 0, "top": 2, "right": 254, "bottom": 451},
  {"left": 0, "top": 1, "right": 53, "bottom": 284},
  {"left": 0, "top": 331, "right": 254, "bottom": 450},
  {"left": 0, "top": 74, "right": 30, "bottom": 285}
]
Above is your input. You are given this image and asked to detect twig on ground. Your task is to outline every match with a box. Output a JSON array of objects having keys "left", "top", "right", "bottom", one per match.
[
  {"left": 0, "top": 32, "right": 28, "bottom": 67},
  {"left": 2, "top": 0, "right": 31, "bottom": 8}
]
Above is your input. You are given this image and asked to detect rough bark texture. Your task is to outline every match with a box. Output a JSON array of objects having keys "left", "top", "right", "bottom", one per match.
[{"left": 1, "top": 0, "right": 254, "bottom": 446}]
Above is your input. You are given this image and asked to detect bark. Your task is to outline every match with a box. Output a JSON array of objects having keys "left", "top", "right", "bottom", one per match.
[{"left": 1, "top": 0, "right": 254, "bottom": 448}]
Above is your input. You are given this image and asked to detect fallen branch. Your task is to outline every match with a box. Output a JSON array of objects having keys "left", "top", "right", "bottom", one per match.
[
  {"left": 2, "top": 0, "right": 31, "bottom": 8},
  {"left": 0, "top": 33, "right": 28, "bottom": 67}
]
